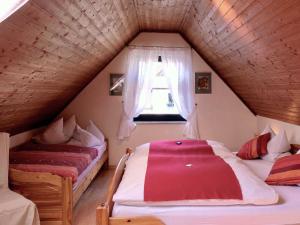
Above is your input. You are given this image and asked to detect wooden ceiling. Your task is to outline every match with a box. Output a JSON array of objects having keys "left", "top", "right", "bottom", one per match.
[{"left": 0, "top": 0, "right": 299, "bottom": 134}]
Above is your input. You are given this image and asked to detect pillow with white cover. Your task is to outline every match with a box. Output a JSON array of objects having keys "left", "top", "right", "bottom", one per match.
[
  {"left": 63, "top": 115, "right": 76, "bottom": 139},
  {"left": 277, "top": 152, "right": 292, "bottom": 158},
  {"left": 297, "top": 149, "right": 300, "bottom": 187},
  {"left": 67, "top": 138, "right": 82, "bottom": 147},
  {"left": 72, "top": 125, "right": 101, "bottom": 147},
  {"left": 34, "top": 118, "right": 68, "bottom": 144},
  {"left": 262, "top": 129, "right": 290, "bottom": 162},
  {"left": 260, "top": 125, "right": 275, "bottom": 137},
  {"left": 86, "top": 120, "right": 105, "bottom": 144}
]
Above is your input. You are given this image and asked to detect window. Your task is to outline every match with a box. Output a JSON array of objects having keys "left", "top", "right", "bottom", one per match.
[{"left": 134, "top": 60, "right": 186, "bottom": 122}]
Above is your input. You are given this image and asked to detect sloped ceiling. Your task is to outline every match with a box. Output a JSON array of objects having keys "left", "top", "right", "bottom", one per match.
[{"left": 0, "top": 0, "right": 299, "bottom": 135}]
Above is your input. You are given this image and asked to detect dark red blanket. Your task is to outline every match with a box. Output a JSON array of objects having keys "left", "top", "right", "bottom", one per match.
[
  {"left": 144, "top": 140, "right": 242, "bottom": 201},
  {"left": 9, "top": 143, "right": 99, "bottom": 183},
  {"left": 10, "top": 151, "right": 90, "bottom": 174},
  {"left": 14, "top": 142, "right": 98, "bottom": 160},
  {"left": 10, "top": 164, "right": 79, "bottom": 183}
]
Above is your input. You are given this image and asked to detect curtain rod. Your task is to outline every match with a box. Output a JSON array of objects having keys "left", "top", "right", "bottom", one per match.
[
  {"left": 127, "top": 44, "right": 191, "bottom": 49},
  {"left": 121, "top": 100, "right": 198, "bottom": 106}
]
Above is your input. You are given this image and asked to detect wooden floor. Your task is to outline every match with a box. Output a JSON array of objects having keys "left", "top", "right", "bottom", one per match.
[{"left": 73, "top": 168, "right": 114, "bottom": 225}]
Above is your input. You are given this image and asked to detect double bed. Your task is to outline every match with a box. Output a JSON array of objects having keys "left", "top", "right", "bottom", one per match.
[
  {"left": 97, "top": 140, "right": 300, "bottom": 225},
  {"left": 9, "top": 140, "right": 109, "bottom": 225}
]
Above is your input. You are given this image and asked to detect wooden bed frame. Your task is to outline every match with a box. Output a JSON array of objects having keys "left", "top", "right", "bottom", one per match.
[
  {"left": 96, "top": 144, "right": 300, "bottom": 225},
  {"left": 9, "top": 140, "right": 109, "bottom": 225},
  {"left": 96, "top": 148, "right": 164, "bottom": 225}
]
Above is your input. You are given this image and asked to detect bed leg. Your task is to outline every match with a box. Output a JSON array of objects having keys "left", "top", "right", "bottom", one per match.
[
  {"left": 62, "top": 177, "right": 73, "bottom": 225},
  {"left": 103, "top": 159, "right": 109, "bottom": 170},
  {"left": 96, "top": 203, "right": 109, "bottom": 225}
]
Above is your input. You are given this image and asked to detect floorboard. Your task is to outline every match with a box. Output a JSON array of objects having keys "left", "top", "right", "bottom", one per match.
[{"left": 73, "top": 169, "right": 114, "bottom": 225}]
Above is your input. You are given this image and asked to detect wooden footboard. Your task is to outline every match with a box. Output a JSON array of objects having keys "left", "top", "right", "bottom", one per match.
[
  {"left": 96, "top": 148, "right": 164, "bottom": 225},
  {"left": 10, "top": 168, "right": 73, "bottom": 225}
]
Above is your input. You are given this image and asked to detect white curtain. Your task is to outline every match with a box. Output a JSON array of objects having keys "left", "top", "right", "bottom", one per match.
[
  {"left": 161, "top": 48, "right": 199, "bottom": 139},
  {"left": 118, "top": 48, "right": 158, "bottom": 139},
  {"left": 118, "top": 47, "right": 199, "bottom": 140}
]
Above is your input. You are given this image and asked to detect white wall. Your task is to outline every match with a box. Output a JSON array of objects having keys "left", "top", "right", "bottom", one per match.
[
  {"left": 257, "top": 116, "right": 300, "bottom": 144},
  {"left": 9, "top": 127, "right": 42, "bottom": 148},
  {"left": 61, "top": 32, "right": 257, "bottom": 165}
]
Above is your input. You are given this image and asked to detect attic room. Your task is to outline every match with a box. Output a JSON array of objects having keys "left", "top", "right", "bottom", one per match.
[{"left": 0, "top": 0, "right": 300, "bottom": 225}]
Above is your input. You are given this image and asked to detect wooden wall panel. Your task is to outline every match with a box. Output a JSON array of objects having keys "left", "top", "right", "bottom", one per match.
[
  {"left": 133, "top": 0, "right": 192, "bottom": 31},
  {"left": 1, "top": 0, "right": 300, "bottom": 134},
  {"left": 182, "top": 0, "right": 300, "bottom": 125},
  {"left": 0, "top": 0, "right": 139, "bottom": 134}
]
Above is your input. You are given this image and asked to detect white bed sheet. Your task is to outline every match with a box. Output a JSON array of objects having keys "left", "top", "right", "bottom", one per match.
[
  {"left": 113, "top": 159, "right": 300, "bottom": 225},
  {"left": 0, "top": 189, "right": 40, "bottom": 225},
  {"left": 113, "top": 142, "right": 278, "bottom": 206},
  {"left": 73, "top": 143, "right": 106, "bottom": 190},
  {"left": 242, "top": 159, "right": 273, "bottom": 181}
]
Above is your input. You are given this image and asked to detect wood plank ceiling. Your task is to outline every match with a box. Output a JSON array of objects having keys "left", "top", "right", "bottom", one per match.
[{"left": 0, "top": 0, "right": 299, "bottom": 134}]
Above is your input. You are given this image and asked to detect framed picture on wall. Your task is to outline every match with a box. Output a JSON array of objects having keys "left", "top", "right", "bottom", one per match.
[
  {"left": 109, "top": 73, "right": 124, "bottom": 96},
  {"left": 195, "top": 72, "right": 212, "bottom": 94}
]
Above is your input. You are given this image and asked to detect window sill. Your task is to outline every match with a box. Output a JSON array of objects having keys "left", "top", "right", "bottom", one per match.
[
  {"left": 133, "top": 114, "right": 186, "bottom": 123},
  {"left": 135, "top": 121, "right": 186, "bottom": 124}
]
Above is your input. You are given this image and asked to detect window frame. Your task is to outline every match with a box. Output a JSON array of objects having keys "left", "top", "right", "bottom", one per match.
[{"left": 134, "top": 57, "right": 185, "bottom": 123}]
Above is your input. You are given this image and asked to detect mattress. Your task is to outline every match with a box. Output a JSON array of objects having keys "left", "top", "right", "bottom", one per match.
[
  {"left": 73, "top": 143, "right": 106, "bottom": 190},
  {"left": 112, "top": 159, "right": 300, "bottom": 225}
]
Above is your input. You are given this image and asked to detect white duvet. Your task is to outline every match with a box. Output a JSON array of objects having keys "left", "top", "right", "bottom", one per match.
[{"left": 113, "top": 141, "right": 278, "bottom": 206}]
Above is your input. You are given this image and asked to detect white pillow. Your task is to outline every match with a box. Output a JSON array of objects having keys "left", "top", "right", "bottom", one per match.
[
  {"left": 260, "top": 125, "right": 275, "bottom": 137},
  {"left": 66, "top": 138, "right": 82, "bottom": 147},
  {"left": 296, "top": 149, "right": 300, "bottom": 154},
  {"left": 277, "top": 152, "right": 292, "bottom": 159},
  {"left": 63, "top": 115, "right": 76, "bottom": 139},
  {"left": 86, "top": 120, "right": 105, "bottom": 144},
  {"left": 262, "top": 130, "right": 290, "bottom": 162},
  {"left": 34, "top": 118, "right": 67, "bottom": 144},
  {"left": 73, "top": 125, "right": 101, "bottom": 147}
]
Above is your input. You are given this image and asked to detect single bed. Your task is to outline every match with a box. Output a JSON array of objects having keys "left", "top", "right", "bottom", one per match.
[
  {"left": 9, "top": 140, "right": 109, "bottom": 225},
  {"left": 96, "top": 142, "right": 300, "bottom": 225}
]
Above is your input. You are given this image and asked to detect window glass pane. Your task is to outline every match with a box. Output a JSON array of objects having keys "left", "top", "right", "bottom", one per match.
[
  {"left": 141, "top": 89, "right": 178, "bottom": 115},
  {"left": 138, "top": 60, "right": 180, "bottom": 117},
  {"left": 152, "top": 73, "right": 168, "bottom": 88}
]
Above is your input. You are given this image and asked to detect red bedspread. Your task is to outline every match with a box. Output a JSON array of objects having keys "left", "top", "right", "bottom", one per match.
[
  {"left": 14, "top": 142, "right": 98, "bottom": 160},
  {"left": 10, "top": 164, "right": 78, "bottom": 182},
  {"left": 144, "top": 140, "right": 242, "bottom": 201},
  {"left": 10, "top": 143, "right": 99, "bottom": 183}
]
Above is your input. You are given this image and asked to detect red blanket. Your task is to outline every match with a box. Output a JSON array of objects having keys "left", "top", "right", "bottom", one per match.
[
  {"left": 10, "top": 164, "right": 79, "bottom": 183},
  {"left": 9, "top": 143, "right": 99, "bottom": 183},
  {"left": 14, "top": 142, "right": 98, "bottom": 160},
  {"left": 144, "top": 140, "right": 242, "bottom": 201},
  {"left": 10, "top": 151, "right": 91, "bottom": 174}
]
